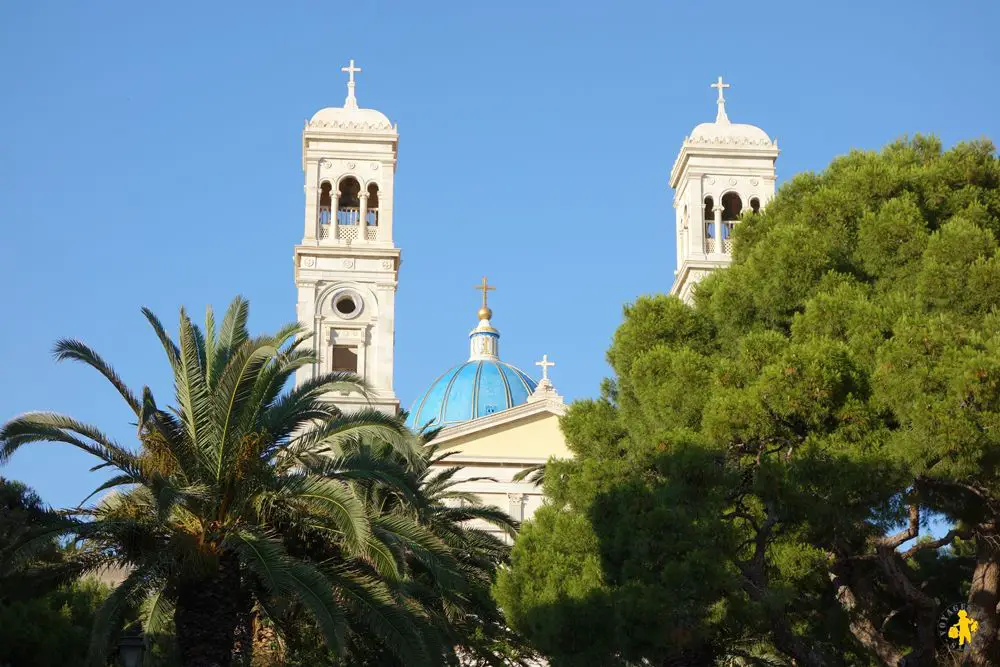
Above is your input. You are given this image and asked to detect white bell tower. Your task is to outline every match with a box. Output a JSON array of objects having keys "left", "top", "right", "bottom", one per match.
[
  {"left": 669, "top": 77, "right": 780, "bottom": 303},
  {"left": 294, "top": 60, "right": 400, "bottom": 415}
]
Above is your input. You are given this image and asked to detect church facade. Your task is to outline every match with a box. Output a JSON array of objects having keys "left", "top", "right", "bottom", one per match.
[{"left": 292, "top": 63, "right": 778, "bottom": 534}]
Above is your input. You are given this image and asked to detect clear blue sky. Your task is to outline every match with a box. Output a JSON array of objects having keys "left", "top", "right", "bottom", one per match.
[{"left": 1, "top": 1, "right": 998, "bottom": 509}]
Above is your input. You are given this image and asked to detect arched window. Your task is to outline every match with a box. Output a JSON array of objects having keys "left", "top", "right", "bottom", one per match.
[
  {"left": 366, "top": 183, "right": 379, "bottom": 226},
  {"left": 750, "top": 197, "right": 761, "bottom": 214},
  {"left": 337, "top": 177, "right": 361, "bottom": 225},
  {"left": 703, "top": 196, "right": 716, "bottom": 252},
  {"left": 721, "top": 192, "right": 743, "bottom": 221},
  {"left": 719, "top": 192, "right": 744, "bottom": 253},
  {"left": 318, "top": 182, "right": 333, "bottom": 227}
]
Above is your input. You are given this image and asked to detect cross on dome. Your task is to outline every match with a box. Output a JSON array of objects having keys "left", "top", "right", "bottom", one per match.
[
  {"left": 474, "top": 276, "right": 496, "bottom": 320},
  {"left": 535, "top": 354, "right": 555, "bottom": 381},
  {"left": 341, "top": 59, "right": 362, "bottom": 110},
  {"left": 711, "top": 75, "right": 731, "bottom": 124}
]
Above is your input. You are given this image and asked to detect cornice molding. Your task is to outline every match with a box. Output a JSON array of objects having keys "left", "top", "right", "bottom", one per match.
[
  {"left": 294, "top": 245, "right": 401, "bottom": 259},
  {"left": 435, "top": 454, "right": 549, "bottom": 465}
]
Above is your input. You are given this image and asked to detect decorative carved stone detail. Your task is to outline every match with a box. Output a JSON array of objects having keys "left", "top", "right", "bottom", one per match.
[
  {"left": 346, "top": 162, "right": 356, "bottom": 170},
  {"left": 684, "top": 134, "right": 773, "bottom": 147},
  {"left": 370, "top": 162, "right": 379, "bottom": 170},
  {"left": 381, "top": 259, "right": 393, "bottom": 270},
  {"left": 343, "top": 258, "right": 355, "bottom": 269},
  {"left": 308, "top": 120, "right": 395, "bottom": 131},
  {"left": 729, "top": 177, "right": 738, "bottom": 186},
  {"left": 706, "top": 177, "right": 716, "bottom": 185},
  {"left": 751, "top": 177, "right": 760, "bottom": 186}
]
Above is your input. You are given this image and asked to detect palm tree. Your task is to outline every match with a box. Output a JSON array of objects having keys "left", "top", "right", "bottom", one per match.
[{"left": 0, "top": 297, "right": 432, "bottom": 667}]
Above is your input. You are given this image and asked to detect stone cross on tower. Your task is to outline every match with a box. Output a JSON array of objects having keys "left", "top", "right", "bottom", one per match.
[
  {"left": 711, "top": 75, "right": 730, "bottom": 124},
  {"left": 342, "top": 59, "right": 362, "bottom": 110},
  {"left": 535, "top": 354, "right": 555, "bottom": 381}
]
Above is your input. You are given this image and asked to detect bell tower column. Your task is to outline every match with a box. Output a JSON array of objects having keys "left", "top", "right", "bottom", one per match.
[{"left": 293, "top": 60, "right": 401, "bottom": 415}]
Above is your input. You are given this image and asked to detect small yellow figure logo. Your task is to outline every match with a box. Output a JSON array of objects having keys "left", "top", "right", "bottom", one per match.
[{"left": 947, "top": 610, "right": 979, "bottom": 646}]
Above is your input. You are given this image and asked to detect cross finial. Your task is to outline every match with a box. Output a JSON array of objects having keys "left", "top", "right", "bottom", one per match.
[
  {"left": 341, "top": 59, "right": 362, "bottom": 110},
  {"left": 710, "top": 75, "right": 731, "bottom": 124},
  {"left": 535, "top": 354, "right": 555, "bottom": 381},
  {"left": 474, "top": 276, "right": 496, "bottom": 320}
]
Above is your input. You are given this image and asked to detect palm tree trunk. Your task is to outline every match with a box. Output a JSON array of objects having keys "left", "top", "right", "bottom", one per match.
[
  {"left": 251, "top": 613, "right": 286, "bottom": 667},
  {"left": 232, "top": 585, "right": 254, "bottom": 667},
  {"left": 175, "top": 553, "right": 242, "bottom": 667}
]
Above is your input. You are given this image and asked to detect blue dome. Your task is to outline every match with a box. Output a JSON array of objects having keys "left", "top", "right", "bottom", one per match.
[{"left": 406, "top": 360, "right": 537, "bottom": 430}]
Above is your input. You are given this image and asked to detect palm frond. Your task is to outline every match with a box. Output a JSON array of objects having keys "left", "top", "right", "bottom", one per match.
[
  {"left": 141, "top": 306, "right": 181, "bottom": 372},
  {"left": 0, "top": 413, "right": 141, "bottom": 476},
  {"left": 213, "top": 337, "right": 279, "bottom": 478},
  {"left": 215, "top": 296, "right": 250, "bottom": 367},
  {"left": 511, "top": 462, "right": 546, "bottom": 486},
  {"left": 225, "top": 529, "right": 290, "bottom": 596},
  {"left": 373, "top": 514, "right": 464, "bottom": 593},
  {"left": 286, "top": 408, "right": 420, "bottom": 469},
  {"left": 326, "top": 564, "right": 432, "bottom": 667},
  {"left": 53, "top": 339, "right": 141, "bottom": 415},
  {"left": 174, "top": 309, "right": 219, "bottom": 474},
  {"left": 139, "top": 584, "right": 175, "bottom": 636},
  {"left": 283, "top": 561, "right": 349, "bottom": 656},
  {"left": 203, "top": 304, "right": 217, "bottom": 390},
  {"left": 278, "top": 475, "right": 371, "bottom": 555}
]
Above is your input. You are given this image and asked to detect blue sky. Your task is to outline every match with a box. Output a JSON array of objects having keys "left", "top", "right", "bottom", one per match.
[{"left": 1, "top": 1, "right": 998, "bottom": 509}]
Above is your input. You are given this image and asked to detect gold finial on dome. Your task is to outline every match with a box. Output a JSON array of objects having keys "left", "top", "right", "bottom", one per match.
[{"left": 474, "top": 276, "right": 496, "bottom": 321}]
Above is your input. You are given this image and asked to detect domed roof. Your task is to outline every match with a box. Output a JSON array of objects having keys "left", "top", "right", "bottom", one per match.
[
  {"left": 308, "top": 106, "right": 394, "bottom": 132},
  {"left": 306, "top": 60, "right": 395, "bottom": 132},
  {"left": 406, "top": 359, "right": 537, "bottom": 429},
  {"left": 406, "top": 277, "right": 542, "bottom": 430},
  {"left": 683, "top": 77, "right": 774, "bottom": 148},
  {"left": 688, "top": 120, "right": 771, "bottom": 144}
]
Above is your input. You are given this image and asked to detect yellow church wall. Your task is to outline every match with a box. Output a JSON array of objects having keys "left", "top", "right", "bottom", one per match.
[
  {"left": 472, "top": 492, "right": 509, "bottom": 508},
  {"left": 439, "top": 412, "right": 571, "bottom": 460}
]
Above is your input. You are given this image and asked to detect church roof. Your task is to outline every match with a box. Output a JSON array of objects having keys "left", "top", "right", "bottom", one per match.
[{"left": 406, "top": 277, "right": 539, "bottom": 430}]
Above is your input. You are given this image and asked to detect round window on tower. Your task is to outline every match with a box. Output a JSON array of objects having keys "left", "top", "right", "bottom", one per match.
[
  {"left": 336, "top": 296, "right": 356, "bottom": 315},
  {"left": 331, "top": 289, "right": 363, "bottom": 320}
]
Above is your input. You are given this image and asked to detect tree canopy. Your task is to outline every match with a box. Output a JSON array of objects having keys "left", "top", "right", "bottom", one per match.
[{"left": 496, "top": 136, "right": 1000, "bottom": 666}]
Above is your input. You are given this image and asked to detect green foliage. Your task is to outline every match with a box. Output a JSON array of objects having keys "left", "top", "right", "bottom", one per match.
[
  {"left": 0, "top": 478, "right": 114, "bottom": 666},
  {"left": 0, "top": 577, "right": 110, "bottom": 667},
  {"left": 497, "top": 136, "right": 1000, "bottom": 666}
]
